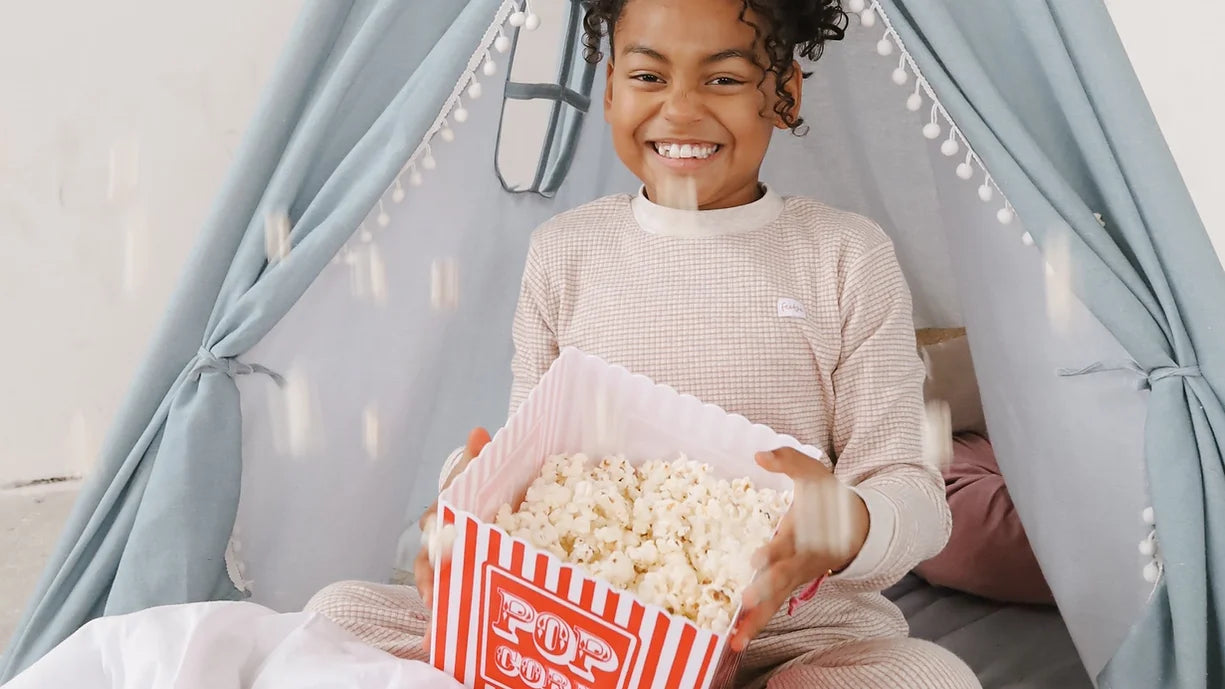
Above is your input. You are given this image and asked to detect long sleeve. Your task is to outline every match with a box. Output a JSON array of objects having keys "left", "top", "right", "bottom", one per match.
[
  {"left": 508, "top": 238, "right": 560, "bottom": 417},
  {"left": 825, "top": 240, "right": 952, "bottom": 593}
]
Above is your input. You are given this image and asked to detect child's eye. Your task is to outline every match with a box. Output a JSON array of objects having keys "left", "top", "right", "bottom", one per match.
[
  {"left": 631, "top": 73, "right": 663, "bottom": 83},
  {"left": 710, "top": 77, "right": 745, "bottom": 86}
]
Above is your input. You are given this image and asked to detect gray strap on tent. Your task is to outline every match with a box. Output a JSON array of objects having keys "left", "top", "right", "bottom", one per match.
[
  {"left": 190, "top": 348, "right": 285, "bottom": 386},
  {"left": 1058, "top": 360, "right": 1201, "bottom": 390},
  {"left": 504, "top": 82, "right": 591, "bottom": 112}
]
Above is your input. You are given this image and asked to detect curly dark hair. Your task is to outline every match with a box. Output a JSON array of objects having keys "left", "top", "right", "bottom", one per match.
[{"left": 581, "top": 0, "right": 848, "bottom": 133}]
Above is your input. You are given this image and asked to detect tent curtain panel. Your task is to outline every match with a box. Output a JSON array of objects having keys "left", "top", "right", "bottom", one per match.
[
  {"left": 0, "top": 0, "right": 508, "bottom": 680},
  {"left": 880, "top": 1, "right": 1225, "bottom": 687}
]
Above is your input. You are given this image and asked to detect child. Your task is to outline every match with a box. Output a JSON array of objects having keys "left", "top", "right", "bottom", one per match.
[{"left": 308, "top": 0, "right": 980, "bottom": 686}]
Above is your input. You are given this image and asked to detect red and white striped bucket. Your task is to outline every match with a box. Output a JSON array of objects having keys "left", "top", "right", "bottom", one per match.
[{"left": 432, "top": 349, "right": 821, "bottom": 689}]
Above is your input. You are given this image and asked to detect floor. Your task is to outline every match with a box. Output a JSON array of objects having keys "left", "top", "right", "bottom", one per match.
[{"left": 0, "top": 481, "right": 79, "bottom": 650}]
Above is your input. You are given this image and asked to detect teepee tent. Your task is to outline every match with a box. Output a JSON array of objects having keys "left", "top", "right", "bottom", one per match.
[{"left": 3, "top": 0, "right": 1222, "bottom": 687}]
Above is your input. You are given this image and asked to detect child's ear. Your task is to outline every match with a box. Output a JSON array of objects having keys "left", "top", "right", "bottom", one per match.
[
  {"left": 604, "top": 61, "right": 615, "bottom": 122},
  {"left": 774, "top": 59, "right": 804, "bottom": 129}
]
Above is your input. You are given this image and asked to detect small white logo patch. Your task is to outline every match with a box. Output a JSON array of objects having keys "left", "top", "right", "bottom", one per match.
[{"left": 777, "top": 298, "right": 806, "bottom": 319}]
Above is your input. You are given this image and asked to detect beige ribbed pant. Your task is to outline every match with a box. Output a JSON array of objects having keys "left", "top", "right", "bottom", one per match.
[{"left": 305, "top": 581, "right": 979, "bottom": 689}]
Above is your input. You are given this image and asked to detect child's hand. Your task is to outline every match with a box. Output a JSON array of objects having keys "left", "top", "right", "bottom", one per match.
[
  {"left": 417, "top": 427, "right": 491, "bottom": 652},
  {"left": 728, "top": 448, "right": 869, "bottom": 652}
]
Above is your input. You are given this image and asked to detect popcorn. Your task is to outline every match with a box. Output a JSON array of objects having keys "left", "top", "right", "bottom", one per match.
[{"left": 494, "top": 452, "right": 790, "bottom": 633}]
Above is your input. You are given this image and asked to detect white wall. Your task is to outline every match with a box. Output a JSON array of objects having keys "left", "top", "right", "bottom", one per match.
[
  {"left": 1107, "top": 0, "right": 1224, "bottom": 255},
  {"left": 0, "top": 1, "right": 303, "bottom": 485},
  {"left": 0, "top": 1, "right": 1220, "bottom": 485}
]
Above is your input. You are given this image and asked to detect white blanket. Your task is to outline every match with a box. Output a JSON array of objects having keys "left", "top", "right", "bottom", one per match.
[{"left": 3, "top": 602, "right": 461, "bottom": 689}]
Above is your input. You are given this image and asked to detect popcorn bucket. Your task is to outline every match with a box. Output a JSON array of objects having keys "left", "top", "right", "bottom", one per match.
[{"left": 434, "top": 347, "right": 825, "bottom": 689}]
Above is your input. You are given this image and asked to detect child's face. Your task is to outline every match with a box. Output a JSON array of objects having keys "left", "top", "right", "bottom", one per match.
[{"left": 603, "top": 0, "right": 799, "bottom": 210}]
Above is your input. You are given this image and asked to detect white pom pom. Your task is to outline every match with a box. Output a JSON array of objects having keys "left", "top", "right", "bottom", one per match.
[
  {"left": 1142, "top": 562, "right": 1160, "bottom": 583},
  {"left": 876, "top": 39, "right": 893, "bottom": 56},
  {"left": 956, "top": 162, "right": 974, "bottom": 180},
  {"left": 942, "top": 138, "right": 961, "bottom": 157},
  {"left": 1139, "top": 538, "right": 1156, "bottom": 557},
  {"left": 978, "top": 184, "right": 994, "bottom": 202},
  {"left": 860, "top": 9, "right": 876, "bottom": 27},
  {"left": 409, "top": 169, "right": 423, "bottom": 187},
  {"left": 524, "top": 13, "right": 540, "bottom": 31},
  {"left": 849, "top": 0, "right": 866, "bottom": 12},
  {"left": 997, "top": 206, "right": 1014, "bottom": 225},
  {"left": 377, "top": 212, "right": 391, "bottom": 228},
  {"left": 454, "top": 107, "right": 469, "bottom": 123},
  {"left": 1142, "top": 506, "right": 1155, "bottom": 525},
  {"left": 422, "top": 153, "right": 437, "bottom": 170},
  {"left": 509, "top": 11, "right": 525, "bottom": 27},
  {"left": 1021, "top": 232, "right": 1034, "bottom": 246},
  {"left": 483, "top": 59, "right": 497, "bottom": 77},
  {"left": 360, "top": 225, "right": 374, "bottom": 242},
  {"left": 892, "top": 68, "right": 908, "bottom": 86},
  {"left": 906, "top": 92, "right": 923, "bottom": 111},
  {"left": 392, "top": 185, "right": 405, "bottom": 204},
  {"left": 494, "top": 35, "right": 511, "bottom": 53},
  {"left": 440, "top": 126, "right": 455, "bottom": 143},
  {"left": 922, "top": 122, "right": 941, "bottom": 139},
  {"left": 467, "top": 81, "right": 483, "bottom": 99}
]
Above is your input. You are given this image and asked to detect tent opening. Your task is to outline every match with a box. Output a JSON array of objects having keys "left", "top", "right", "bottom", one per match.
[{"left": 228, "top": 5, "right": 1141, "bottom": 688}]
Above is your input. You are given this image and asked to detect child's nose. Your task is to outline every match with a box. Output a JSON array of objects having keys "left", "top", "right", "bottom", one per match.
[{"left": 661, "top": 88, "right": 703, "bottom": 124}]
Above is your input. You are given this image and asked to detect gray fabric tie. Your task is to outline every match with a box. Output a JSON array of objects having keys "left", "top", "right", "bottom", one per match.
[
  {"left": 190, "top": 348, "right": 285, "bottom": 386},
  {"left": 1058, "top": 360, "right": 1201, "bottom": 390}
]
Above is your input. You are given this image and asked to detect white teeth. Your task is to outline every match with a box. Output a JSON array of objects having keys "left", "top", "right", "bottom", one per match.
[{"left": 654, "top": 142, "right": 718, "bottom": 159}]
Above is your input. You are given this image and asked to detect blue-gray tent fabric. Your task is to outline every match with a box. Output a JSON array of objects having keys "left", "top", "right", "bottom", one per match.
[
  {"left": 0, "top": 0, "right": 507, "bottom": 680},
  {"left": 880, "top": 1, "right": 1225, "bottom": 687}
]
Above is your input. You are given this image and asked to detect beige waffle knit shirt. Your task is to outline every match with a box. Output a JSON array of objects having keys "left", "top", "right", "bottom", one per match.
[
  {"left": 316, "top": 187, "right": 966, "bottom": 683},
  {"left": 508, "top": 186, "right": 951, "bottom": 605}
]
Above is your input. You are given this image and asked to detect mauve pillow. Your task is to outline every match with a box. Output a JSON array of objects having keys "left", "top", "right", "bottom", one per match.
[{"left": 914, "top": 433, "right": 1056, "bottom": 605}]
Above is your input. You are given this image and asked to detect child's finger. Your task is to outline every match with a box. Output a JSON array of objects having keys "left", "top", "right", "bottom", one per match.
[
  {"left": 730, "top": 598, "right": 775, "bottom": 652},
  {"left": 732, "top": 565, "right": 795, "bottom": 652},
  {"left": 746, "top": 560, "right": 801, "bottom": 610},
  {"left": 415, "top": 551, "right": 434, "bottom": 609},
  {"left": 739, "top": 566, "right": 773, "bottom": 611},
  {"left": 439, "top": 428, "right": 491, "bottom": 493},
  {"left": 418, "top": 504, "right": 439, "bottom": 531},
  {"left": 755, "top": 448, "right": 829, "bottom": 480},
  {"left": 466, "top": 427, "right": 492, "bottom": 459},
  {"left": 752, "top": 526, "right": 796, "bottom": 570}
]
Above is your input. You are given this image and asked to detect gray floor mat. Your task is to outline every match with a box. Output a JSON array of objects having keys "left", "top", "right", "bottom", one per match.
[{"left": 885, "top": 575, "right": 1095, "bottom": 689}]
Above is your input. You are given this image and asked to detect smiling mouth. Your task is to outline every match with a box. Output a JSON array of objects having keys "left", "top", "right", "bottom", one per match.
[{"left": 650, "top": 141, "right": 722, "bottom": 160}]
